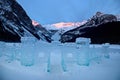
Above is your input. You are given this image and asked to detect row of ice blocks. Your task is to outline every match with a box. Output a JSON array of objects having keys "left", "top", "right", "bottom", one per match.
[{"left": 0, "top": 37, "right": 119, "bottom": 72}]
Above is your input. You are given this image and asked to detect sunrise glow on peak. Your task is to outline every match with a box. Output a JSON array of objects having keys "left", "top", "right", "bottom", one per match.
[
  {"left": 32, "top": 20, "right": 40, "bottom": 26},
  {"left": 52, "top": 21, "right": 87, "bottom": 29}
]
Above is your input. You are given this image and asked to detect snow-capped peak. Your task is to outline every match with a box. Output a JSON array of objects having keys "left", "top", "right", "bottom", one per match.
[
  {"left": 43, "top": 21, "right": 87, "bottom": 30},
  {"left": 32, "top": 20, "right": 40, "bottom": 26},
  {"left": 52, "top": 22, "right": 81, "bottom": 29}
]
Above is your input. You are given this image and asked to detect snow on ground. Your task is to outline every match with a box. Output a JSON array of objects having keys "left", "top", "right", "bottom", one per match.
[{"left": 0, "top": 40, "right": 120, "bottom": 80}]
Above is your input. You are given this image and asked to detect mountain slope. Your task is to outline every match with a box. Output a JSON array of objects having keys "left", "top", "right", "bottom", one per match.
[
  {"left": 0, "top": 0, "right": 40, "bottom": 42},
  {"left": 60, "top": 12, "right": 120, "bottom": 44},
  {"left": 32, "top": 20, "right": 52, "bottom": 42}
]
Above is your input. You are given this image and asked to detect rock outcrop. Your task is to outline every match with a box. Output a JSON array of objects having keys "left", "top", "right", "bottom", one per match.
[{"left": 32, "top": 20, "right": 52, "bottom": 42}]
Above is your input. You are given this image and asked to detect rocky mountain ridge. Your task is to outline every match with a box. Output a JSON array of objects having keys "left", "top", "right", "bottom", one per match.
[
  {"left": 60, "top": 12, "right": 120, "bottom": 44},
  {"left": 0, "top": 0, "right": 51, "bottom": 42}
]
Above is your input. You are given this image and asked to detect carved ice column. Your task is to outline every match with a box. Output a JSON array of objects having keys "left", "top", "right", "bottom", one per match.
[{"left": 20, "top": 37, "right": 36, "bottom": 66}]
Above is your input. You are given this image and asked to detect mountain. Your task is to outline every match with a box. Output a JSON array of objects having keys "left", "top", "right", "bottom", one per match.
[
  {"left": 43, "top": 21, "right": 87, "bottom": 41},
  {"left": 60, "top": 12, "right": 120, "bottom": 44},
  {"left": 32, "top": 20, "right": 52, "bottom": 42},
  {"left": 43, "top": 21, "right": 86, "bottom": 31},
  {"left": 0, "top": 0, "right": 50, "bottom": 42},
  {"left": 116, "top": 15, "right": 120, "bottom": 21}
]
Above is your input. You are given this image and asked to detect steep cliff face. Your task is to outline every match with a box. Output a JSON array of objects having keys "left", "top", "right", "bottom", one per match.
[
  {"left": 60, "top": 12, "right": 120, "bottom": 44},
  {"left": 0, "top": 0, "right": 40, "bottom": 42},
  {"left": 32, "top": 20, "right": 52, "bottom": 42}
]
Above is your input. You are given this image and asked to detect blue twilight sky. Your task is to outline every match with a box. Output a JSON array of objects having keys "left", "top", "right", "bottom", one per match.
[{"left": 17, "top": 0, "right": 120, "bottom": 25}]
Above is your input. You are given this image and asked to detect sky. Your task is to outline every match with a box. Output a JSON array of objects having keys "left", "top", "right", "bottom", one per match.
[{"left": 17, "top": 0, "right": 120, "bottom": 25}]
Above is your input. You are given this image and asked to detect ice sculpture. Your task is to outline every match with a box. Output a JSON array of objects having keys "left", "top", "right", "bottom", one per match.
[
  {"left": 76, "top": 37, "right": 91, "bottom": 66},
  {"left": 76, "top": 37, "right": 91, "bottom": 45},
  {"left": 4, "top": 43, "right": 16, "bottom": 63},
  {"left": 77, "top": 45, "right": 90, "bottom": 66},
  {"left": 4, "top": 43, "right": 21, "bottom": 63},
  {"left": 1, "top": 37, "right": 115, "bottom": 73},
  {"left": 89, "top": 46, "right": 102, "bottom": 64},
  {"left": 0, "top": 42, "right": 18, "bottom": 62},
  {"left": 0, "top": 42, "right": 5, "bottom": 57},
  {"left": 61, "top": 55, "right": 67, "bottom": 72},
  {"left": 20, "top": 37, "right": 37, "bottom": 66},
  {"left": 47, "top": 54, "right": 51, "bottom": 72},
  {"left": 35, "top": 41, "right": 51, "bottom": 72},
  {"left": 101, "top": 43, "right": 110, "bottom": 59},
  {"left": 13, "top": 43, "right": 21, "bottom": 61},
  {"left": 61, "top": 45, "right": 77, "bottom": 71}
]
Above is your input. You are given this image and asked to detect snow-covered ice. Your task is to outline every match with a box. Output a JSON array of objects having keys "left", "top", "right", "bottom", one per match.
[{"left": 0, "top": 37, "right": 120, "bottom": 80}]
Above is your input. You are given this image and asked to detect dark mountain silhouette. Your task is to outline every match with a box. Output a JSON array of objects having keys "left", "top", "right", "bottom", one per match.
[
  {"left": 0, "top": 0, "right": 51, "bottom": 42},
  {"left": 60, "top": 12, "right": 120, "bottom": 44}
]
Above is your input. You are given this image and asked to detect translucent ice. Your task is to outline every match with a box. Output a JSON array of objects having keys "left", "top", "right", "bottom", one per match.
[
  {"left": 77, "top": 45, "right": 90, "bottom": 66},
  {"left": 76, "top": 37, "right": 91, "bottom": 66},
  {"left": 20, "top": 37, "right": 37, "bottom": 66},
  {"left": 61, "top": 46, "right": 77, "bottom": 71},
  {"left": 0, "top": 42, "right": 5, "bottom": 57},
  {"left": 1, "top": 36, "right": 115, "bottom": 74},
  {"left": 101, "top": 43, "right": 110, "bottom": 59},
  {"left": 35, "top": 41, "right": 51, "bottom": 72},
  {"left": 89, "top": 46, "right": 102, "bottom": 64},
  {"left": 76, "top": 37, "right": 91, "bottom": 45}
]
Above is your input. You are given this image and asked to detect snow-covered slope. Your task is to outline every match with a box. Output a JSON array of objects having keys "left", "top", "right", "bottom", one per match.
[{"left": 0, "top": 0, "right": 52, "bottom": 42}]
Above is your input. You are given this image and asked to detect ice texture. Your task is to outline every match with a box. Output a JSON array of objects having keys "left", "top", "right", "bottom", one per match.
[
  {"left": 0, "top": 42, "right": 5, "bottom": 57},
  {"left": 0, "top": 37, "right": 120, "bottom": 73},
  {"left": 20, "top": 37, "right": 37, "bottom": 66}
]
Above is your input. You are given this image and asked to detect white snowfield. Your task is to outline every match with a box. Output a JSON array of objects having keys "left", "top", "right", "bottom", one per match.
[{"left": 0, "top": 37, "right": 120, "bottom": 80}]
